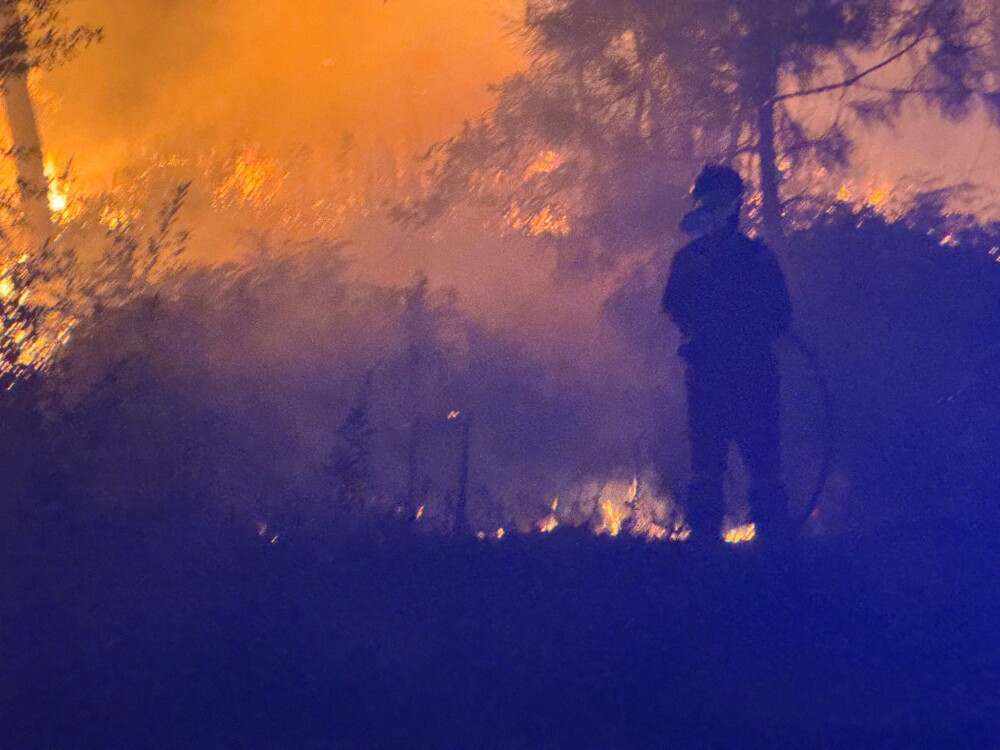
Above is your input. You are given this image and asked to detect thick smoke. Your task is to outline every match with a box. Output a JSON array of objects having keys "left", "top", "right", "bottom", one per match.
[
  {"left": 30, "top": 0, "right": 1000, "bottom": 246},
  {"left": 38, "top": 0, "right": 524, "bottom": 193}
]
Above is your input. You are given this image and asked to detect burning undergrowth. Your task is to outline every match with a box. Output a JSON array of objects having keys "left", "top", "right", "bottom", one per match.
[
  {"left": 1, "top": 163, "right": 997, "bottom": 546},
  {"left": 0, "top": 227, "right": 692, "bottom": 541}
]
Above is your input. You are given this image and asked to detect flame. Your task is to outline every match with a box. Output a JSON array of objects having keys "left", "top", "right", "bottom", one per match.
[
  {"left": 536, "top": 497, "right": 559, "bottom": 532},
  {"left": 48, "top": 184, "right": 68, "bottom": 215},
  {"left": 99, "top": 204, "right": 134, "bottom": 230},
  {"left": 537, "top": 514, "right": 559, "bottom": 533},
  {"left": 833, "top": 181, "right": 907, "bottom": 221},
  {"left": 594, "top": 500, "right": 626, "bottom": 536},
  {"left": 527, "top": 206, "right": 570, "bottom": 236},
  {"left": 593, "top": 476, "right": 638, "bottom": 537},
  {"left": 669, "top": 521, "right": 691, "bottom": 542},
  {"left": 473, "top": 528, "right": 504, "bottom": 541},
  {"left": 864, "top": 185, "right": 891, "bottom": 210},
  {"left": 44, "top": 157, "right": 80, "bottom": 223},
  {"left": 0, "top": 255, "right": 77, "bottom": 380},
  {"left": 213, "top": 144, "right": 283, "bottom": 209},
  {"left": 523, "top": 149, "right": 565, "bottom": 178},
  {"left": 643, "top": 522, "right": 668, "bottom": 541},
  {"left": 505, "top": 203, "right": 571, "bottom": 237},
  {"left": 525, "top": 475, "right": 762, "bottom": 546},
  {"left": 584, "top": 475, "right": 671, "bottom": 541},
  {"left": 723, "top": 523, "right": 756, "bottom": 544}
]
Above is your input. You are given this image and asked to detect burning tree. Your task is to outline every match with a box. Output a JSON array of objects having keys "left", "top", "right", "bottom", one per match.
[
  {"left": 0, "top": 239, "right": 74, "bottom": 385},
  {"left": 0, "top": 0, "right": 100, "bottom": 246},
  {"left": 404, "top": 0, "right": 999, "bottom": 253}
]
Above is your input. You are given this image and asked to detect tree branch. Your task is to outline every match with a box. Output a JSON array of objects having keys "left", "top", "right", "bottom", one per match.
[
  {"left": 771, "top": 31, "right": 929, "bottom": 104},
  {"left": 856, "top": 83, "right": 953, "bottom": 97}
]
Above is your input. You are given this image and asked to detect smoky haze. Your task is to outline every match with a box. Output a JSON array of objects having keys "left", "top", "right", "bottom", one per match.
[
  {"left": 33, "top": 0, "right": 524, "bottom": 239},
  {"left": 22, "top": 0, "right": 1000, "bottom": 266},
  {"left": 0, "top": 0, "right": 996, "bottom": 538}
]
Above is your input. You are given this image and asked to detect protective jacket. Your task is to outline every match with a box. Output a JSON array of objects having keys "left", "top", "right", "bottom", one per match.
[{"left": 663, "top": 228, "right": 792, "bottom": 363}]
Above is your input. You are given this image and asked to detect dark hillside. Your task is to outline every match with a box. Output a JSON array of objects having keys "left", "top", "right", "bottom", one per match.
[{"left": 4, "top": 513, "right": 998, "bottom": 749}]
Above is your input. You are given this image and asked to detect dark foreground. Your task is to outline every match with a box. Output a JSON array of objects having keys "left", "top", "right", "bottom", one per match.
[{"left": 3, "top": 513, "right": 999, "bottom": 749}]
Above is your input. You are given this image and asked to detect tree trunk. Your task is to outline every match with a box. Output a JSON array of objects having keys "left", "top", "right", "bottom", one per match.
[
  {"left": 0, "top": 0, "right": 53, "bottom": 246},
  {"left": 756, "top": 97, "right": 783, "bottom": 248}
]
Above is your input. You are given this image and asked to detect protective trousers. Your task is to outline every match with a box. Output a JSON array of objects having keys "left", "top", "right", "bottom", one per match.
[{"left": 683, "top": 350, "right": 788, "bottom": 540}]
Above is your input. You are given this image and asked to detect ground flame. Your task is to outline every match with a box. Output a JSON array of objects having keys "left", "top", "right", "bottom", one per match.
[{"left": 723, "top": 523, "right": 757, "bottom": 544}]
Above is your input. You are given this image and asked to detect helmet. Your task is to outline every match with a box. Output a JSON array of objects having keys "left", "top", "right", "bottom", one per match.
[{"left": 691, "top": 164, "right": 744, "bottom": 206}]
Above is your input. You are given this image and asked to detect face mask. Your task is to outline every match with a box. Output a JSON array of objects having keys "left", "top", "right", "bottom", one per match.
[{"left": 679, "top": 198, "right": 740, "bottom": 236}]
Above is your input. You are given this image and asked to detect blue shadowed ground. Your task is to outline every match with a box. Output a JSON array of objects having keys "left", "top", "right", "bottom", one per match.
[{"left": 4, "top": 515, "right": 999, "bottom": 749}]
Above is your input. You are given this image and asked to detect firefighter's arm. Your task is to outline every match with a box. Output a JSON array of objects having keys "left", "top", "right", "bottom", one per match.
[
  {"left": 758, "top": 248, "right": 792, "bottom": 339},
  {"left": 662, "top": 247, "right": 699, "bottom": 337}
]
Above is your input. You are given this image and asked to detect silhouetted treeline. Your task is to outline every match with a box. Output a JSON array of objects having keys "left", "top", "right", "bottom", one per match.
[{"left": 401, "top": 0, "right": 1000, "bottom": 266}]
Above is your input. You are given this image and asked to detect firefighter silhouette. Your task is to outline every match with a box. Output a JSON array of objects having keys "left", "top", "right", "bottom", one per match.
[{"left": 664, "top": 165, "right": 792, "bottom": 546}]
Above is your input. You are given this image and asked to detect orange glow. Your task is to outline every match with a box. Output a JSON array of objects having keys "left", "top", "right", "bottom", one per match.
[
  {"left": 723, "top": 523, "right": 757, "bottom": 544},
  {"left": 833, "top": 181, "right": 907, "bottom": 221},
  {"left": 592, "top": 476, "right": 643, "bottom": 537},
  {"left": 40, "top": 0, "right": 525, "bottom": 190},
  {"left": 213, "top": 145, "right": 283, "bottom": 210},
  {"left": 517, "top": 476, "right": 762, "bottom": 547},
  {"left": 523, "top": 150, "right": 565, "bottom": 178},
  {"left": 643, "top": 523, "right": 669, "bottom": 541},
  {"left": 505, "top": 204, "right": 572, "bottom": 237},
  {"left": 44, "top": 157, "right": 80, "bottom": 224},
  {"left": 537, "top": 514, "right": 559, "bottom": 533},
  {"left": 536, "top": 498, "right": 559, "bottom": 532},
  {"left": 528, "top": 207, "right": 571, "bottom": 237},
  {"left": 594, "top": 499, "right": 627, "bottom": 536},
  {"left": 0, "top": 255, "right": 77, "bottom": 379},
  {"left": 99, "top": 204, "right": 134, "bottom": 230},
  {"left": 864, "top": 185, "right": 891, "bottom": 210},
  {"left": 669, "top": 522, "right": 692, "bottom": 542}
]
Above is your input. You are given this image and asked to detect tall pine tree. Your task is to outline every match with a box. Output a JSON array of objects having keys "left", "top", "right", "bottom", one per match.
[{"left": 408, "top": 0, "right": 997, "bottom": 252}]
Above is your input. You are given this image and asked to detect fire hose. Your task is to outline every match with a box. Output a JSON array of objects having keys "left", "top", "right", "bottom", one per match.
[{"left": 783, "top": 330, "right": 835, "bottom": 534}]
